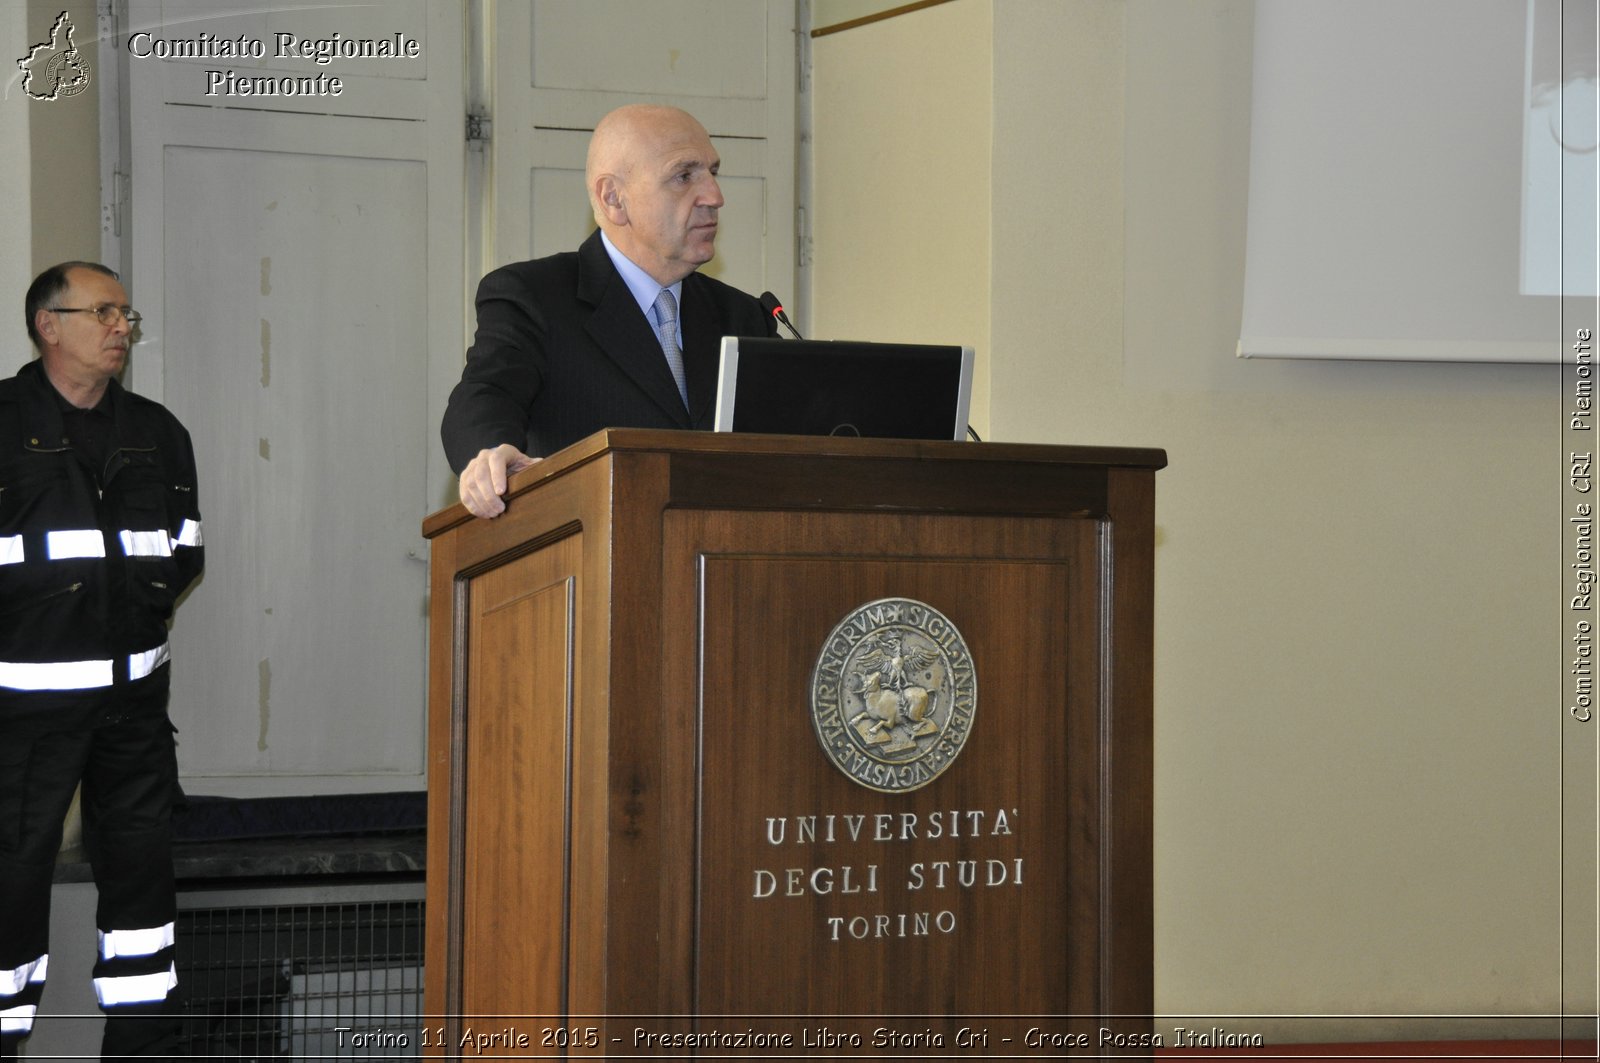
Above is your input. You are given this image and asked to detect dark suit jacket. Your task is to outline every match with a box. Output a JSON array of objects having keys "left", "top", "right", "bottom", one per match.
[{"left": 441, "top": 229, "right": 776, "bottom": 470}]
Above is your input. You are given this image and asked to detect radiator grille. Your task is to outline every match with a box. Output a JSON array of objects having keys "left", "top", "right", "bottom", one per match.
[{"left": 175, "top": 883, "right": 424, "bottom": 1059}]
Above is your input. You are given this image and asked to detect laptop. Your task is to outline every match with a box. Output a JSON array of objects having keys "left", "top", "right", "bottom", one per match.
[{"left": 713, "top": 337, "right": 975, "bottom": 442}]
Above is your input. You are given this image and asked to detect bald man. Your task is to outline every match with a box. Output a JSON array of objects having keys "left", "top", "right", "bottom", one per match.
[{"left": 441, "top": 104, "right": 777, "bottom": 518}]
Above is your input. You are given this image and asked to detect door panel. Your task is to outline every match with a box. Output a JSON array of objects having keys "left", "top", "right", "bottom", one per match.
[{"left": 126, "top": 0, "right": 463, "bottom": 794}]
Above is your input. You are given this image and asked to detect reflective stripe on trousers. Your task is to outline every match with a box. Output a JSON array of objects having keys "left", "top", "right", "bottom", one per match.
[
  {"left": 0, "top": 954, "right": 46, "bottom": 997},
  {"left": 93, "top": 963, "right": 177, "bottom": 1008},
  {"left": 0, "top": 1003, "right": 37, "bottom": 1036},
  {"left": 98, "top": 923, "right": 174, "bottom": 961},
  {"left": 0, "top": 954, "right": 47, "bottom": 1038}
]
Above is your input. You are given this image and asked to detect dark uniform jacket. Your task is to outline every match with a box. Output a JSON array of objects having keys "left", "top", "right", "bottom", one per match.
[
  {"left": 440, "top": 229, "right": 777, "bottom": 469},
  {"left": 0, "top": 360, "right": 203, "bottom": 718}
]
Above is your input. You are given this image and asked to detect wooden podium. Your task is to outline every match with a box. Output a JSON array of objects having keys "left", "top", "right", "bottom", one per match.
[{"left": 421, "top": 429, "right": 1165, "bottom": 1056}]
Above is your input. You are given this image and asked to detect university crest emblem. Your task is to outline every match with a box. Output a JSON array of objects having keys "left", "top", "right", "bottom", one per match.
[{"left": 810, "top": 598, "right": 977, "bottom": 793}]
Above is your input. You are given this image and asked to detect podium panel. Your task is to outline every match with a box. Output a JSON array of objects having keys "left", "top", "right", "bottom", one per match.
[
  {"left": 460, "top": 537, "right": 580, "bottom": 1021},
  {"left": 422, "top": 430, "right": 1164, "bottom": 1056},
  {"left": 684, "top": 515, "right": 1088, "bottom": 1022}
]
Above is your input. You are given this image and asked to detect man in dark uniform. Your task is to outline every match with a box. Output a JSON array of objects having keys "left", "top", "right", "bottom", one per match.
[
  {"left": 0, "top": 262, "right": 204, "bottom": 1059},
  {"left": 441, "top": 104, "right": 777, "bottom": 518}
]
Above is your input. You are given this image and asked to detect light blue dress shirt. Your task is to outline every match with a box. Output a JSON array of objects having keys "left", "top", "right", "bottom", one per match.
[{"left": 600, "top": 231, "right": 683, "bottom": 349}]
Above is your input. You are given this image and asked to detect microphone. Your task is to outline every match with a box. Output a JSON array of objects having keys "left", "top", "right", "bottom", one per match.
[{"left": 760, "top": 291, "right": 804, "bottom": 339}]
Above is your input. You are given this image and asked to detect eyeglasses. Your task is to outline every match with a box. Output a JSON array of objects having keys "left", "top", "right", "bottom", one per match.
[{"left": 50, "top": 304, "right": 142, "bottom": 327}]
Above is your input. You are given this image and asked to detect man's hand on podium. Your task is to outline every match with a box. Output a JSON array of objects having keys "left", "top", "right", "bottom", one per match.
[{"left": 459, "top": 443, "right": 542, "bottom": 519}]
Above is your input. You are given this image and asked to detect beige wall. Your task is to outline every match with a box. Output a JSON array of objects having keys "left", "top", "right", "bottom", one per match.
[
  {"left": 813, "top": 0, "right": 1578, "bottom": 1035},
  {"left": 815, "top": 0, "right": 948, "bottom": 32},
  {"left": 811, "top": 0, "right": 992, "bottom": 439},
  {"left": 26, "top": 0, "right": 101, "bottom": 274},
  {"left": 6, "top": 0, "right": 102, "bottom": 377},
  {"left": 2, "top": 5, "right": 35, "bottom": 371}
]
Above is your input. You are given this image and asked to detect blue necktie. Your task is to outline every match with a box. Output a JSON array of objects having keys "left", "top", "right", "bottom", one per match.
[{"left": 653, "top": 288, "right": 688, "bottom": 409}]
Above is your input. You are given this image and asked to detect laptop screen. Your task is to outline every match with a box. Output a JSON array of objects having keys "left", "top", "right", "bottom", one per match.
[{"left": 713, "top": 337, "right": 974, "bottom": 442}]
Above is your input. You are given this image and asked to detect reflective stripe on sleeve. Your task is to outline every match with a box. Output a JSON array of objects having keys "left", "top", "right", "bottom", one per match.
[
  {"left": 0, "top": 954, "right": 46, "bottom": 996},
  {"left": 0, "top": 1004, "right": 37, "bottom": 1035},
  {"left": 45, "top": 529, "right": 105, "bottom": 559},
  {"left": 0, "top": 642, "right": 170, "bottom": 691},
  {"left": 93, "top": 963, "right": 177, "bottom": 1008},
  {"left": 119, "top": 530, "right": 173, "bottom": 558},
  {"left": 129, "top": 643, "right": 171, "bottom": 680},
  {"left": 98, "top": 923, "right": 175, "bottom": 961},
  {"left": 173, "top": 518, "right": 203, "bottom": 548},
  {"left": 0, "top": 535, "right": 22, "bottom": 565}
]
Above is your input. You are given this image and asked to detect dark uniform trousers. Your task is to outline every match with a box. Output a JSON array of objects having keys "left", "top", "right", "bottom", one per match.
[{"left": 0, "top": 679, "right": 182, "bottom": 1060}]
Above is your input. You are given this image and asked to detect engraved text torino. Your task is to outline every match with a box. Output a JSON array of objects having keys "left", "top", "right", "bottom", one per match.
[{"left": 753, "top": 809, "right": 1021, "bottom": 942}]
